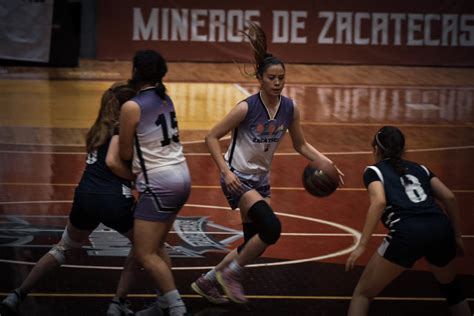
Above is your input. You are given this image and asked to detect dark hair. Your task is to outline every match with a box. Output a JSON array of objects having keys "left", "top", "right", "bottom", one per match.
[
  {"left": 129, "top": 50, "right": 168, "bottom": 100},
  {"left": 86, "top": 83, "right": 136, "bottom": 153},
  {"left": 372, "top": 126, "right": 408, "bottom": 181},
  {"left": 240, "top": 21, "right": 285, "bottom": 79}
]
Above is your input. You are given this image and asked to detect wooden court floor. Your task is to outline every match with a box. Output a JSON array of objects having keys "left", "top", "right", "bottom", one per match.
[{"left": 0, "top": 61, "right": 473, "bottom": 315}]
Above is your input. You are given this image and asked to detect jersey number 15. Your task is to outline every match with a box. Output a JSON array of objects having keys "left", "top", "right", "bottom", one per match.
[{"left": 155, "top": 111, "right": 180, "bottom": 146}]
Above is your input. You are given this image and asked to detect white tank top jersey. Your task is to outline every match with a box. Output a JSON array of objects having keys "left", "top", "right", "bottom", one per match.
[
  {"left": 131, "top": 87, "right": 185, "bottom": 174},
  {"left": 224, "top": 92, "right": 295, "bottom": 174}
]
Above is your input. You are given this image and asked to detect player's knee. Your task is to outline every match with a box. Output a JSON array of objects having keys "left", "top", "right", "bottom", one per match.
[
  {"left": 134, "top": 246, "right": 157, "bottom": 269},
  {"left": 263, "top": 216, "right": 281, "bottom": 245},
  {"left": 353, "top": 284, "right": 376, "bottom": 301},
  {"left": 247, "top": 200, "right": 281, "bottom": 245},
  {"left": 237, "top": 223, "right": 258, "bottom": 253},
  {"left": 136, "top": 254, "right": 154, "bottom": 270},
  {"left": 438, "top": 278, "right": 465, "bottom": 307},
  {"left": 48, "top": 229, "right": 82, "bottom": 265}
]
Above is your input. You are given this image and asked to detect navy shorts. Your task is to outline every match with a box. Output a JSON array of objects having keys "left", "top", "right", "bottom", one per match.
[
  {"left": 134, "top": 162, "right": 191, "bottom": 222},
  {"left": 69, "top": 191, "right": 135, "bottom": 234},
  {"left": 221, "top": 169, "right": 271, "bottom": 210},
  {"left": 377, "top": 213, "right": 456, "bottom": 268}
]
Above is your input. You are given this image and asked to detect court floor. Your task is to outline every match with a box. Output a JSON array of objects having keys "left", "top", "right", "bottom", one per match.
[{"left": 0, "top": 62, "right": 473, "bottom": 315}]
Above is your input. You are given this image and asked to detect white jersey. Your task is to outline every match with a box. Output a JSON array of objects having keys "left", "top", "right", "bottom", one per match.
[
  {"left": 224, "top": 92, "right": 294, "bottom": 174},
  {"left": 131, "top": 87, "right": 185, "bottom": 174}
]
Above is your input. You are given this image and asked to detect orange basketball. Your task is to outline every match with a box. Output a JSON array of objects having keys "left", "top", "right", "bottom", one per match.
[{"left": 302, "top": 160, "right": 338, "bottom": 197}]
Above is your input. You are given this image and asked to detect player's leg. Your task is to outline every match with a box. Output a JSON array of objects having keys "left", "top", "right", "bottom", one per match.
[
  {"left": 425, "top": 214, "right": 471, "bottom": 315},
  {"left": 234, "top": 192, "right": 277, "bottom": 265},
  {"left": 213, "top": 196, "right": 269, "bottom": 271},
  {"left": 135, "top": 163, "right": 191, "bottom": 315},
  {"left": 1, "top": 222, "right": 89, "bottom": 313},
  {"left": 348, "top": 252, "right": 405, "bottom": 316},
  {"left": 430, "top": 262, "right": 471, "bottom": 316},
  {"left": 134, "top": 219, "right": 187, "bottom": 316},
  {"left": 103, "top": 196, "right": 137, "bottom": 316},
  {"left": 217, "top": 191, "right": 279, "bottom": 303},
  {"left": 133, "top": 220, "right": 173, "bottom": 284},
  {"left": 193, "top": 170, "right": 273, "bottom": 304}
]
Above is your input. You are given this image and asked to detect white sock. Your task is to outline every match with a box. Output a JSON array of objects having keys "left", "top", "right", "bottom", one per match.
[
  {"left": 155, "top": 289, "right": 168, "bottom": 309},
  {"left": 228, "top": 260, "right": 243, "bottom": 274},
  {"left": 203, "top": 269, "right": 217, "bottom": 282},
  {"left": 164, "top": 289, "right": 186, "bottom": 316}
]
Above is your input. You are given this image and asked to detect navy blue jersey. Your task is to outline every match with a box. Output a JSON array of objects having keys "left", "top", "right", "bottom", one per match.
[
  {"left": 363, "top": 159, "right": 442, "bottom": 229},
  {"left": 76, "top": 135, "right": 132, "bottom": 196}
]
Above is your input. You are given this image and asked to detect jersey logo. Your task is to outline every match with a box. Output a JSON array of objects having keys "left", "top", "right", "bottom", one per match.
[
  {"left": 252, "top": 120, "right": 286, "bottom": 151},
  {"left": 86, "top": 150, "right": 98, "bottom": 164}
]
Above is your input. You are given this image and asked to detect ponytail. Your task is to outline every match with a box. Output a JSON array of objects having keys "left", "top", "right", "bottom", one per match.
[
  {"left": 130, "top": 50, "right": 168, "bottom": 101},
  {"left": 241, "top": 21, "right": 285, "bottom": 79},
  {"left": 154, "top": 81, "right": 167, "bottom": 101}
]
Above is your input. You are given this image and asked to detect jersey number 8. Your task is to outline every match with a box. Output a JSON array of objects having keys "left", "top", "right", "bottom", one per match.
[{"left": 400, "top": 174, "right": 428, "bottom": 203}]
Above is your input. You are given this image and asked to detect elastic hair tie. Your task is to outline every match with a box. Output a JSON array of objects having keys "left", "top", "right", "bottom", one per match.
[{"left": 375, "top": 132, "right": 387, "bottom": 151}]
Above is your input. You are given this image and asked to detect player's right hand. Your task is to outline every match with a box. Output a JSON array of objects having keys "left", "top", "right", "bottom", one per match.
[
  {"left": 223, "top": 170, "right": 243, "bottom": 194},
  {"left": 345, "top": 245, "right": 366, "bottom": 271}
]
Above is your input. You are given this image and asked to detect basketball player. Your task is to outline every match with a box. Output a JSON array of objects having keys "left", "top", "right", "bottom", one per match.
[
  {"left": 190, "top": 21, "right": 344, "bottom": 305},
  {"left": 345, "top": 126, "right": 471, "bottom": 316},
  {"left": 1, "top": 83, "right": 140, "bottom": 316},
  {"left": 119, "top": 50, "right": 191, "bottom": 316}
]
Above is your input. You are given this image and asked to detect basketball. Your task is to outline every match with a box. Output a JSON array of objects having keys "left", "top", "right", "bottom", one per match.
[{"left": 302, "top": 160, "right": 339, "bottom": 197}]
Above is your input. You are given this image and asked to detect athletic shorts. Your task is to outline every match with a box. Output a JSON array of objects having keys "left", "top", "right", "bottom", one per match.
[
  {"left": 134, "top": 161, "right": 191, "bottom": 222},
  {"left": 69, "top": 191, "right": 135, "bottom": 234},
  {"left": 221, "top": 168, "right": 271, "bottom": 210},
  {"left": 377, "top": 213, "right": 456, "bottom": 268}
]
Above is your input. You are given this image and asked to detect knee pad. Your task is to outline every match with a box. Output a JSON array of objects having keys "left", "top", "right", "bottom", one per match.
[
  {"left": 48, "top": 229, "right": 82, "bottom": 265},
  {"left": 237, "top": 223, "right": 258, "bottom": 253},
  {"left": 438, "top": 278, "right": 465, "bottom": 307},
  {"left": 247, "top": 200, "right": 281, "bottom": 245}
]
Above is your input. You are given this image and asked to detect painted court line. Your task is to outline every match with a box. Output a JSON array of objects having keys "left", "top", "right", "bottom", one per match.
[
  {"left": 1, "top": 186, "right": 472, "bottom": 194},
  {"left": 0, "top": 204, "right": 361, "bottom": 270},
  {"left": 0, "top": 145, "right": 473, "bottom": 155},
  {"left": 0, "top": 292, "right": 472, "bottom": 302},
  {"left": 280, "top": 83, "right": 474, "bottom": 90},
  {"left": 0, "top": 136, "right": 231, "bottom": 148},
  {"left": 0, "top": 228, "right": 471, "bottom": 239}
]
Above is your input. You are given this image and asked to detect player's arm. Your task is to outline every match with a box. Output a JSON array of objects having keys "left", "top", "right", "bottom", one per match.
[
  {"left": 288, "top": 105, "right": 344, "bottom": 185},
  {"left": 106, "top": 135, "right": 135, "bottom": 180},
  {"left": 431, "top": 177, "right": 464, "bottom": 256},
  {"left": 119, "top": 100, "right": 140, "bottom": 161},
  {"left": 205, "top": 101, "right": 248, "bottom": 194},
  {"left": 345, "top": 180, "right": 386, "bottom": 271}
]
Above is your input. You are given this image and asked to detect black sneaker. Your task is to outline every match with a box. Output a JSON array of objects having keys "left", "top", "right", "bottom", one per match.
[{"left": 1, "top": 290, "right": 22, "bottom": 314}]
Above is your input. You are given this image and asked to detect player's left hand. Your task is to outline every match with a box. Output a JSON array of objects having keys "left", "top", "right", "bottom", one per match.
[{"left": 345, "top": 245, "right": 365, "bottom": 271}]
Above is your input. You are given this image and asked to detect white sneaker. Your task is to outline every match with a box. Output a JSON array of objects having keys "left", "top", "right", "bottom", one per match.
[
  {"left": 135, "top": 303, "right": 164, "bottom": 316},
  {"left": 106, "top": 299, "right": 134, "bottom": 316}
]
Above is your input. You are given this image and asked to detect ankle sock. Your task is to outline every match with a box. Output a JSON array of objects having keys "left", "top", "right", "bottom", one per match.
[
  {"left": 203, "top": 269, "right": 217, "bottom": 282},
  {"left": 228, "top": 260, "right": 243, "bottom": 274}
]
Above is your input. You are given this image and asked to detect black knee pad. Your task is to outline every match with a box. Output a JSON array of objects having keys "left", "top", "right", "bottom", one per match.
[
  {"left": 438, "top": 278, "right": 465, "bottom": 307},
  {"left": 237, "top": 223, "right": 258, "bottom": 253},
  {"left": 247, "top": 200, "right": 281, "bottom": 245}
]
